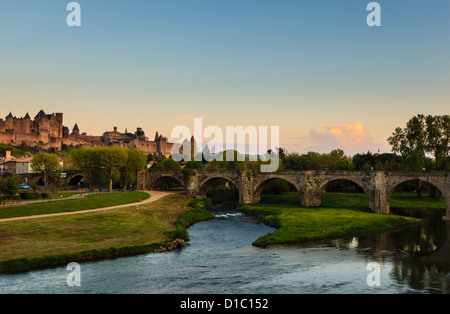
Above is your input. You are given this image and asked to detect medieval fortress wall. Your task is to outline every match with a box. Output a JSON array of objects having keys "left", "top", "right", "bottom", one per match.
[{"left": 0, "top": 110, "right": 173, "bottom": 156}]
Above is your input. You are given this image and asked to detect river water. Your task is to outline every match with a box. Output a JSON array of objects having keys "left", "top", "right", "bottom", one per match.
[{"left": 1, "top": 210, "right": 449, "bottom": 294}]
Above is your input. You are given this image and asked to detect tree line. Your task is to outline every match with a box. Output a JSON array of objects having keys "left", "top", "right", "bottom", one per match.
[
  {"left": 148, "top": 114, "right": 449, "bottom": 197},
  {"left": 69, "top": 146, "right": 147, "bottom": 192},
  {"left": 26, "top": 146, "right": 147, "bottom": 193}
]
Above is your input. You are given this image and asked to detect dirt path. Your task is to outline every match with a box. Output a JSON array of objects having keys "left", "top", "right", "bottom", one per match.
[
  {"left": 0, "top": 191, "right": 173, "bottom": 223},
  {"left": 3, "top": 192, "right": 94, "bottom": 207}
]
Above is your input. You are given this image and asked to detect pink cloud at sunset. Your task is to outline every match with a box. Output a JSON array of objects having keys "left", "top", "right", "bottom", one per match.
[{"left": 285, "top": 123, "right": 389, "bottom": 156}]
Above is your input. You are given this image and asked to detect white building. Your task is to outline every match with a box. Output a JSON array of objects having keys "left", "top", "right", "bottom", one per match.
[
  {"left": 15, "top": 157, "right": 35, "bottom": 174},
  {"left": 0, "top": 151, "right": 65, "bottom": 175}
]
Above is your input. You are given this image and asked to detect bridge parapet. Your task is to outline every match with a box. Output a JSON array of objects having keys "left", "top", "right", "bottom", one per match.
[{"left": 138, "top": 169, "right": 450, "bottom": 219}]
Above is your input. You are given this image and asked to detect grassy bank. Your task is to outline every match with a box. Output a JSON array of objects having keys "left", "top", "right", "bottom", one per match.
[
  {"left": 239, "top": 192, "right": 422, "bottom": 247},
  {"left": 0, "top": 194, "right": 214, "bottom": 273},
  {"left": 389, "top": 192, "right": 447, "bottom": 218},
  {"left": 0, "top": 191, "right": 150, "bottom": 219}
]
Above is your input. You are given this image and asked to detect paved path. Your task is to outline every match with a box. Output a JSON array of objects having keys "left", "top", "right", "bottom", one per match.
[
  {"left": 0, "top": 191, "right": 173, "bottom": 223},
  {"left": 1, "top": 192, "right": 94, "bottom": 207}
]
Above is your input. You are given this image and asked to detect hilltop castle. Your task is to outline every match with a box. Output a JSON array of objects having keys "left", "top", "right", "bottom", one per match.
[{"left": 0, "top": 110, "right": 173, "bottom": 157}]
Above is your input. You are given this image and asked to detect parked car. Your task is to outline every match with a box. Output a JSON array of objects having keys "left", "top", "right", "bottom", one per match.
[{"left": 19, "top": 183, "right": 31, "bottom": 190}]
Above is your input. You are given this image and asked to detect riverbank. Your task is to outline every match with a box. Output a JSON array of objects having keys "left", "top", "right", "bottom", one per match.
[
  {"left": 0, "top": 194, "right": 213, "bottom": 273},
  {"left": 239, "top": 193, "right": 421, "bottom": 247}
]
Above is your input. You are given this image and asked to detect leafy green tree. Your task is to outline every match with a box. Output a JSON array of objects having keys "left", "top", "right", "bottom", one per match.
[
  {"left": 424, "top": 115, "right": 450, "bottom": 171},
  {"left": 219, "top": 150, "right": 246, "bottom": 170},
  {"left": 101, "top": 147, "right": 128, "bottom": 192},
  {"left": 184, "top": 161, "right": 205, "bottom": 169},
  {"left": 204, "top": 159, "right": 221, "bottom": 170},
  {"left": 70, "top": 147, "right": 106, "bottom": 191},
  {"left": 352, "top": 152, "right": 374, "bottom": 170},
  {"left": 282, "top": 153, "right": 305, "bottom": 170},
  {"left": 352, "top": 152, "right": 404, "bottom": 171},
  {"left": 162, "top": 157, "right": 182, "bottom": 170},
  {"left": 31, "top": 153, "right": 61, "bottom": 192},
  {"left": 388, "top": 114, "right": 450, "bottom": 198},
  {"left": 119, "top": 148, "right": 147, "bottom": 191},
  {"left": 388, "top": 114, "right": 427, "bottom": 171},
  {"left": 47, "top": 172, "right": 62, "bottom": 192},
  {"left": 150, "top": 157, "right": 181, "bottom": 170},
  {"left": 4, "top": 176, "right": 19, "bottom": 197},
  {"left": 333, "top": 159, "right": 354, "bottom": 170},
  {"left": 303, "top": 152, "right": 322, "bottom": 170}
]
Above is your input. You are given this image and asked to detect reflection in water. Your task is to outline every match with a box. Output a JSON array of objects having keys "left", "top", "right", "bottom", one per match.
[{"left": 333, "top": 221, "right": 450, "bottom": 293}]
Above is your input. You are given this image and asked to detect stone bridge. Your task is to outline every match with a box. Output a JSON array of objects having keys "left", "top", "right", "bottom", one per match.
[
  {"left": 137, "top": 169, "right": 450, "bottom": 219},
  {"left": 16, "top": 170, "right": 84, "bottom": 186}
]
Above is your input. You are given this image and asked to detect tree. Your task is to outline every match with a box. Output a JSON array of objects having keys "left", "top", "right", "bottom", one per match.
[
  {"left": 119, "top": 148, "right": 147, "bottom": 191},
  {"left": 31, "top": 153, "right": 61, "bottom": 192},
  {"left": 388, "top": 114, "right": 450, "bottom": 198},
  {"left": 425, "top": 115, "right": 450, "bottom": 171},
  {"left": 184, "top": 161, "right": 205, "bottom": 170},
  {"left": 47, "top": 172, "right": 62, "bottom": 192},
  {"left": 204, "top": 159, "right": 221, "bottom": 170},
  {"left": 101, "top": 147, "right": 128, "bottom": 192},
  {"left": 219, "top": 150, "right": 246, "bottom": 170},
  {"left": 150, "top": 155, "right": 183, "bottom": 170},
  {"left": 282, "top": 153, "right": 305, "bottom": 170},
  {"left": 387, "top": 114, "right": 427, "bottom": 171},
  {"left": 333, "top": 159, "right": 354, "bottom": 170},
  {"left": 161, "top": 157, "right": 181, "bottom": 170},
  {"left": 70, "top": 147, "right": 103, "bottom": 191},
  {"left": 3, "top": 176, "right": 19, "bottom": 197}
]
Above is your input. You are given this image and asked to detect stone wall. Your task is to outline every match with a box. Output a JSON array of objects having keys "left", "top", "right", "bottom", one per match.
[{"left": 0, "top": 111, "right": 173, "bottom": 157}]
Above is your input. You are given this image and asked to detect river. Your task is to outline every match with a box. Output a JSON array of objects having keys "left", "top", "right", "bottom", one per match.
[{"left": 0, "top": 209, "right": 449, "bottom": 294}]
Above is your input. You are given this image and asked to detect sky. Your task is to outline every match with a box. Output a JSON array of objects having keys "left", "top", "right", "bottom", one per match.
[{"left": 0, "top": 0, "right": 449, "bottom": 156}]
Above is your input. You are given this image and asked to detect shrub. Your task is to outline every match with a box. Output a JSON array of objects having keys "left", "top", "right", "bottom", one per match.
[
  {"left": 41, "top": 192, "right": 50, "bottom": 198},
  {"left": 19, "top": 192, "right": 41, "bottom": 200},
  {"left": 4, "top": 177, "right": 19, "bottom": 197}
]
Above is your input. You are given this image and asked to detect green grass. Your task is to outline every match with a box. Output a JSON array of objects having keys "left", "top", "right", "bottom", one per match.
[
  {"left": 166, "top": 196, "right": 215, "bottom": 241},
  {"left": 239, "top": 192, "right": 428, "bottom": 247},
  {"left": 0, "top": 191, "right": 150, "bottom": 219},
  {"left": 0, "top": 194, "right": 214, "bottom": 273},
  {"left": 48, "top": 191, "right": 90, "bottom": 199},
  {"left": 389, "top": 192, "right": 447, "bottom": 217}
]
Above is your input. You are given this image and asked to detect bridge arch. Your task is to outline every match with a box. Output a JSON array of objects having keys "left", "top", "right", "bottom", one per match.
[
  {"left": 386, "top": 177, "right": 448, "bottom": 217},
  {"left": 37, "top": 177, "right": 45, "bottom": 186},
  {"left": 188, "top": 170, "right": 243, "bottom": 204},
  {"left": 152, "top": 176, "right": 185, "bottom": 191},
  {"left": 198, "top": 177, "right": 240, "bottom": 203},
  {"left": 66, "top": 174, "right": 84, "bottom": 186},
  {"left": 317, "top": 175, "right": 369, "bottom": 195},
  {"left": 148, "top": 170, "right": 186, "bottom": 191},
  {"left": 314, "top": 175, "right": 372, "bottom": 210},
  {"left": 253, "top": 175, "right": 301, "bottom": 204},
  {"left": 386, "top": 176, "right": 448, "bottom": 200}
]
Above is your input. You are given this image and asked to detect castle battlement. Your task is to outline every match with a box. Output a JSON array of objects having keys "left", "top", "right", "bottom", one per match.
[{"left": 0, "top": 110, "right": 173, "bottom": 157}]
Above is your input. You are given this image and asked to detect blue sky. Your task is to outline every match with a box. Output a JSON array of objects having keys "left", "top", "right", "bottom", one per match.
[{"left": 0, "top": 0, "right": 449, "bottom": 155}]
